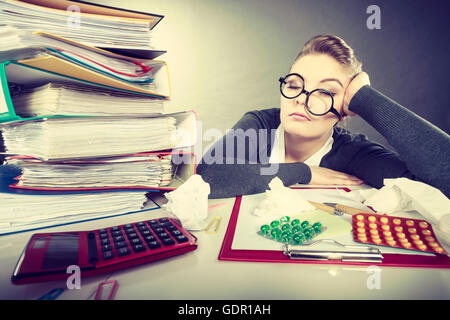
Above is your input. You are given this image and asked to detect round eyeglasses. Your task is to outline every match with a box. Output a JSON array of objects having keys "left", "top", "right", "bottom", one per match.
[{"left": 279, "top": 73, "right": 342, "bottom": 120}]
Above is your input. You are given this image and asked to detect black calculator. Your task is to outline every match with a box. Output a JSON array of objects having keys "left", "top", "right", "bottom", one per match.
[{"left": 12, "top": 217, "right": 198, "bottom": 284}]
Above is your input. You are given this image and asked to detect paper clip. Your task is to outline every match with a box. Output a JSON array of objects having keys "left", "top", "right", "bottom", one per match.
[
  {"left": 38, "top": 288, "right": 64, "bottom": 300},
  {"left": 205, "top": 216, "right": 222, "bottom": 234},
  {"left": 94, "top": 280, "right": 119, "bottom": 300}
]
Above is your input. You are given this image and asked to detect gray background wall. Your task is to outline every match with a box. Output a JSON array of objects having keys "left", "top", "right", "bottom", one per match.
[{"left": 88, "top": 0, "right": 449, "bottom": 151}]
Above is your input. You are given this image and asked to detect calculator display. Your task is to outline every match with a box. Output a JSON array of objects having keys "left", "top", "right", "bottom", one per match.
[{"left": 42, "top": 233, "right": 79, "bottom": 270}]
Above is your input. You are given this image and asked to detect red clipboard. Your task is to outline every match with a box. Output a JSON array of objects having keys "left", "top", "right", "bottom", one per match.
[{"left": 218, "top": 187, "right": 450, "bottom": 268}]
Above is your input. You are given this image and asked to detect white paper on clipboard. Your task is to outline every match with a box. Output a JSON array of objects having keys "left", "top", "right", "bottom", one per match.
[{"left": 231, "top": 188, "right": 435, "bottom": 257}]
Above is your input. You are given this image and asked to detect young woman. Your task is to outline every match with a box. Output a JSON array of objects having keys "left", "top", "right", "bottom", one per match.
[{"left": 197, "top": 35, "right": 450, "bottom": 199}]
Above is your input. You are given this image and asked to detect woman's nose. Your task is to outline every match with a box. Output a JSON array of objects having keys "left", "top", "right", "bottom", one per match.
[{"left": 294, "top": 92, "right": 307, "bottom": 106}]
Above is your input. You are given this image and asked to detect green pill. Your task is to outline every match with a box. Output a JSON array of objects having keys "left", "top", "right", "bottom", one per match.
[
  {"left": 291, "top": 219, "right": 300, "bottom": 226},
  {"left": 280, "top": 216, "right": 290, "bottom": 223},
  {"left": 301, "top": 221, "right": 310, "bottom": 229},
  {"left": 292, "top": 225, "right": 302, "bottom": 234},
  {"left": 281, "top": 223, "right": 291, "bottom": 231},
  {"left": 303, "top": 228, "right": 312, "bottom": 237},
  {"left": 270, "top": 220, "right": 280, "bottom": 228},
  {"left": 279, "top": 236, "right": 290, "bottom": 243},
  {"left": 281, "top": 230, "right": 292, "bottom": 238},
  {"left": 271, "top": 228, "right": 281, "bottom": 238},
  {"left": 260, "top": 224, "right": 270, "bottom": 235},
  {"left": 292, "top": 233, "right": 303, "bottom": 244},
  {"left": 312, "top": 222, "right": 322, "bottom": 233}
]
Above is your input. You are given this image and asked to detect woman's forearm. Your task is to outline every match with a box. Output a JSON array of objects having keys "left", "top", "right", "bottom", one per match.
[{"left": 348, "top": 85, "right": 450, "bottom": 194}]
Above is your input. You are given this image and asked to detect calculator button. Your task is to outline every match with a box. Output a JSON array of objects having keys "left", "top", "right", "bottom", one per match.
[
  {"left": 113, "top": 235, "right": 125, "bottom": 242},
  {"left": 130, "top": 238, "right": 142, "bottom": 245},
  {"left": 143, "top": 235, "right": 156, "bottom": 242},
  {"left": 99, "top": 233, "right": 109, "bottom": 240},
  {"left": 140, "top": 230, "right": 152, "bottom": 237},
  {"left": 117, "top": 247, "right": 131, "bottom": 257},
  {"left": 112, "top": 230, "right": 123, "bottom": 237},
  {"left": 154, "top": 227, "right": 164, "bottom": 234},
  {"left": 166, "top": 225, "right": 177, "bottom": 232},
  {"left": 159, "top": 218, "right": 169, "bottom": 223},
  {"left": 103, "top": 251, "right": 114, "bottom": 260},
  {"left": 175, "top": 235, "right": 188, "bottom": 243},
  {"left": 124, "top": 227, "right": 136, "bottom": 234},
  {"left": 150, "top": 224, "right": 162, "bottom": 230},
  {"left": 101, "top": 238, "right": 111, "bottom": 245},
  {"left": 127, "top": 232, "right": 139, "bottom": 239},
  {"left": 171, "top": 230, "right": 182, "bottom": 237},
  {"left": 157, "top": 232, "right": 170, "bottom": 239},
  {"left": 162, "top": 238, "right": 175, "bottom": 246},
  {"left": 138, "top": 225, "right": 149, "bottom": 232},
  {"left": 147, "top": 241, "right": 161, "bottom": 249},
  {"left": 114, "top": 241, "right": 127, "bottom": 249},
  {"left": 110, "top": 226, "right": 121, "bottom": 232},
  {"left": 136, "top": 222, "right": 146, "bottom": 227},
  {"left": 148, "top": 219, "right": 158, "bottom": 224},
  {"left": 99, "top": 229, "right": 108, "bottom": 234},
  {"left": 133, "top": 244, "right": 146, "bottom": 253},
  {"left": 124, "top": 224, "right": 134, "bottom": 229},
  {"left": 161, "top": 222, "right": 173, "bottom": 228},
  {"left": 102, "top": 244, "right": 113, "bottom": 252}
]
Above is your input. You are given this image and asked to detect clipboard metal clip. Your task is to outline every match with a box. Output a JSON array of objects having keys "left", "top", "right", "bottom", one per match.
[{"left": 283, "top": 239, "right": 383, "bottom": 263}]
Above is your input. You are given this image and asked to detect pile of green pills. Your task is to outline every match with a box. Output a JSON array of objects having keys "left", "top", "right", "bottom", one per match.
[{"left": 259, "top": 215, "right": 324, "bottom": 245}]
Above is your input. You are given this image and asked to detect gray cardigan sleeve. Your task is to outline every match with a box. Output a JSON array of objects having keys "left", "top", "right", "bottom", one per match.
[
  {"left": 348, "top": 85, "right": 450, "bottom": 197},
  {"left": 196, "top": 111, "right": 312, "bottom": 199}
]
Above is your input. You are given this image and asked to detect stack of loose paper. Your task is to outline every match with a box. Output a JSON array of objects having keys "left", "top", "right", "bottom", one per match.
[
  {"left": 11, "top": 82, "right": 164, "bottom": 117},
  {"left": 0, "top": 0, "right": 160, "bottom": 49},
  {"left": 0, "top": 191, "right": 152, "bottom": 235},
  {"left": 7, "top": 153, "right": 174, "bottom": 189},
  {"left": 1, "top": 116, "right": 177, "bottom": 160}
]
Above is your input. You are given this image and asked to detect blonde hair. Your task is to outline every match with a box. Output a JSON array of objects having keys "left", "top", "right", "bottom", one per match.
[{"left": 296, "top": 35, "right": 362, "bottom": 76}]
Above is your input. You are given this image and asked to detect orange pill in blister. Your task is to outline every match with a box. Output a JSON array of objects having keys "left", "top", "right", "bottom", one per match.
[
  {"left": 356, "top": 222, "right": 365, "bottom": 228},
  {"left": 434, "top": 247, "right": 444, "bottom": 254},
  {"left": 369, "top": 223, "right": 378, "bottom": 229},
  {"left": 402, "top": 242, "right": 412, "bottom": 249},
  {"left": 425, "top": 236, "right": 435, "bottom": 242},
  {"left": 407, "top": 228, "right": 417, "bottom": 234},
  {"left": 387, "top": 240, "right": 397, "bottom": 246},
  {"left": 419, "top": 222, "right": 429, "bottom": 228},
  {"left": 413, "top": 240, "right": 424, "bottom": 246},
  {"left": 417, "top": 244, "right": 428, "bottom": 251},
  {"left": 383, "top": 231, "right": 392, "bottom": 237},
  {"left": 399, "top": 238, "right": 409, "bottom": 244},
  {"left": 372, "top": 238, "right": 382, "bottom": 244},
  {"left": 385, "top": 236, "right": 394, "bottom": 242},
  {"left": 405, "top": 220, "right": 415, "bottom": 227},
  {"left": 368, "top": 216, "right": 377, "bottom": 223},
  {"left": 396, "top": 232, "right": 406, "bottom": 239},
  {"left": 381, "top": 225, "right": 390, "bottom": 231},
  {"left": 429, "top": 242, "right": 439, "bottom": 248},
  {"left": 411, "top": 234, "right": 420, "bottom": 240},
  {"left": 370, "top": 229, "right": 379, "bottom": 235},
  {"left": 394, "top": 226, "right": 403, "bottom": 232},
  {"left": 393, "top": 219, "right": 402, "bottom": 225},
  {"left": 357, "top": 227, "right": 366, "bottom": 234},
  {"left": 422, "top": 230, "right": 431, "bottom": 236},
  {"left": 380, "top": 217, "right": 389, "bottom": 224},
  {"left": 356, "top": 215, "right": 365, "bottom": 221}
]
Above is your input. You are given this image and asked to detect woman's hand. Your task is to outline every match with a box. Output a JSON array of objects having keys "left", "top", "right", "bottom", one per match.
[
  {"left": 309, "top": 166, "right": 364, "bottom": 185},
  {"left": 342, "top": 72, "right": 371, "bottom": 117}
]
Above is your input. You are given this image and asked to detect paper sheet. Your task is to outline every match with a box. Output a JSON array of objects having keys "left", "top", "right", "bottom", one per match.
[{"left": 231, "top": 188, "right": 436, "bottom": 256}]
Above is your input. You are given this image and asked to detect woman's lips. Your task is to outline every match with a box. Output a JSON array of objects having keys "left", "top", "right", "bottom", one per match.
[{"left": 289, "top": 112, "right": 311, "bottom": 121}]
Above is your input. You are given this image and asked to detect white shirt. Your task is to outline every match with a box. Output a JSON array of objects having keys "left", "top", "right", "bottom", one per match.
[{"left": 269, "top": 124, "right": 334, "bottom": 166}]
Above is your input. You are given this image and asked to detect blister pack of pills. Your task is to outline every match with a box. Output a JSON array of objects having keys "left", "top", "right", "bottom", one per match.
[
  {"left": 259, "top": 215, "right": 325, "bottom": 245},
  {"left": 352, "top": 213, "right": 447, "bottom": 255}
]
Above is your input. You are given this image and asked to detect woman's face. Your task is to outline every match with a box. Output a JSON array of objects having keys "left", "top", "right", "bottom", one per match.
[{"left": 280, "top": 54, "right": 352, "bottom": 140}]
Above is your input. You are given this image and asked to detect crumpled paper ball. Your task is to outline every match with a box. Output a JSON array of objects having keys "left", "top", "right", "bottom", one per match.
[{"left": 164, "top": 174, "right": 210, "bottom": 231}]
